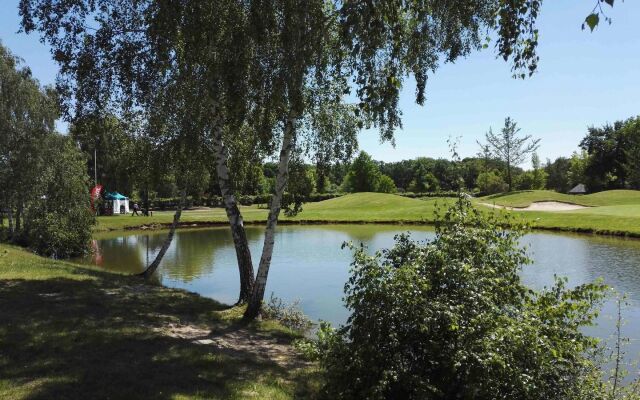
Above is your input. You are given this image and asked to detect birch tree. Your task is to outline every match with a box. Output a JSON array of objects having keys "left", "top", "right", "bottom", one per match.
[{"left": 19, "top": 0, "right": 549, "bottom": 317}]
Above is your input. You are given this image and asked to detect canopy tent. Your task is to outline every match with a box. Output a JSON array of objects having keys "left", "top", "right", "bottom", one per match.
[
  {"left": 104, "top": 192, "right": 130, "bottom": 214},
  {"left": 568, "top": 184, "right": 587, "bottom": 195}
]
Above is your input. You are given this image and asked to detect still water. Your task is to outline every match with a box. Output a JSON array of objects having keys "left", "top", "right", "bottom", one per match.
[{"left": 76, "top": 225, "right": 640, "bottom": 359}]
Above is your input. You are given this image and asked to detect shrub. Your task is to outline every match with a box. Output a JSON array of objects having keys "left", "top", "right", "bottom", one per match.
[
  {"left": 317, "top": 195, "right": 610, "bottom": 400},
  {"left": 261, "top": 293, "right": 313, "bottom": 332},
  {"left": 376, "top": 175, "right": 397, "bottom": 193}
]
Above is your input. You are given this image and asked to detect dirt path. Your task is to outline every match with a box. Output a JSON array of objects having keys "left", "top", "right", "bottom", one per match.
[{"left": 479, "top": 201, "right": 588, "bottom": 212}]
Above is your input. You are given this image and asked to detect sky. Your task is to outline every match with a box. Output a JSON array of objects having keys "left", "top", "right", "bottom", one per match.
[{"left": 1, "top": 1, "right": 639, "bottom": 167}]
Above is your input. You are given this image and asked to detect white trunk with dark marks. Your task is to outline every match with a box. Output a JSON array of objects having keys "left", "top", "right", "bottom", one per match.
[
  {"left": 139, "top": 188, "right": 187, "bottom": 279},
  {"left": 244, "top": 115, "right": 296, "bottom": 319},
  {"left": 211, "top": 124, "right": 255, "bottom": 303}
]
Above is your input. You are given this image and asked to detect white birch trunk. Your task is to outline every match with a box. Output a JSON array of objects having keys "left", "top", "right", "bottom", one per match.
[
  {"left": 244, "top": 114, "right": 296, "bottom": 319},
  {"left": 139, "top": 188, "right": 186, "bottom": 279},
  {"left": 211, "top": 124, "right": 256, "bottom": 303}
]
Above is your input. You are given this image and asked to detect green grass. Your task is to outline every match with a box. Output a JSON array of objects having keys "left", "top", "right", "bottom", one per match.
[
  {"left": 94, "top": 193, "right": 454, "bottom": 231},
  {"left": 475, "top": 190, "right": 640, "bottom": 236},
  {"left": 0, "top": 244, "right": 321, "bottom": 400},
  {"left": 479, "top": 189, "right": 640, "bottom": 207},
  {"left": 93, "top": 190, "right": 640, "bottom": 237}
]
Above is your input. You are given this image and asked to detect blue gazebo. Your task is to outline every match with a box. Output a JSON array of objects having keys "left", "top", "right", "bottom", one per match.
[{"left": 104, "top": 192, "right": 130, "bottom": 214}]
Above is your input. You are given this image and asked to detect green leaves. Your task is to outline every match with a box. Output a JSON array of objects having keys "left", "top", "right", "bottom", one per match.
[
  {"left": 584, "top": 13, "right": 600, "bottom": 32},
  {"left": 318, "top": 195, "right": 611, "bottom": 399}
]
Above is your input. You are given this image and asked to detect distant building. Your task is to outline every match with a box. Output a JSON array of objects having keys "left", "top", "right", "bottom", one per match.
[{"left": 568, "top": 184, "right": 587, "bottom": 195}]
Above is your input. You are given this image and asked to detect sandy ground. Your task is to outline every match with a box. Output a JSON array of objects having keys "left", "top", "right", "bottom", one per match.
[{"left": 480, "top": 201, "right": 588, "bottom": 212}]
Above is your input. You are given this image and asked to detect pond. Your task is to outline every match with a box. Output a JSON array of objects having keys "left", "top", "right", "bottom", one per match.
[{"left": 76, "top": 225, "right": 640, "bottom": 362}]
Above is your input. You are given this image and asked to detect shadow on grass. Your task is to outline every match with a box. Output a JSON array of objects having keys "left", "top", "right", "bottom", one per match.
[{"left": 0, "top": 270, "right": 317, "bottom": 399}]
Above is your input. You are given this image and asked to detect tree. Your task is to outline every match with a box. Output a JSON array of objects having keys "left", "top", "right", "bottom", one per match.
[
  {"left": 70, "top": 114, "right": 136, "bottom": 193},
  {"left": 0, "top": 43, "right": 93, "bottom": 256},
  {"left": 23, "top": 135, "right": 94, "bottom": 257},
  {"left": 483, "top": 117, "right": 540, "bottom": 191},
  {"left": 580, "top": 120, "right": 629, "bottom": 191},
  {"left": 476, "top": 170, "right": 507, "bottom": 195},
  {"left": 545, "top": 157, "right": 571, "bottom": 192},
  {"left": 20, "top": 0, "right": 550, "bottom": 319},
  {"left": 317, "top": 197, "right": 607, "bottom": 399},
  {"left": 376, "top": 175, "right": 397, "bottom": 194},
  {"left": 343, "top": 151, "right": 382, "bottom": 192},
  {"left": 530, "top": 152, "right": 546, "bottom": 189},
  {"left": 568, "top": 151, "right": 589, "bottom": 189},
  {"left": 623, "top": 117, "right": 640, "bottom": 189}
]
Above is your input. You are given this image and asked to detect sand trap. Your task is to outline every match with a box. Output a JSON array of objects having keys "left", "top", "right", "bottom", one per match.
[{"left": 480, "top": 201, "right": 588, "bottom": 212}]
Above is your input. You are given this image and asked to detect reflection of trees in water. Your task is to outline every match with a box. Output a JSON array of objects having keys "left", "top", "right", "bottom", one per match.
[
  {"left": 160, "top": 230, "right": 220, "bottom": 282},
  {"left": 90, "top": 234, "right": 161, "bottom": 274}
]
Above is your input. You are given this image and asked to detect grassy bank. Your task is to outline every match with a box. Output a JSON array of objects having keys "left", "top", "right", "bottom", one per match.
[
  {"left": 94, "top": 191, "right": 640, "bottom": 237},
  {"left": 0, "top": 244, "right": 319, "bottom": 400},
  {"left": 479, "top": 189, "right": 640, "bottom": 207}
]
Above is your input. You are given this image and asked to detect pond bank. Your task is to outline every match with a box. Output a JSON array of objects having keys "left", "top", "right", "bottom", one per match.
[
  {"left": 0, "top": 244, "right": 320, "bottom": 399},
  {"left": 95, "top": 215, "right": 640, "bottom": 239}
]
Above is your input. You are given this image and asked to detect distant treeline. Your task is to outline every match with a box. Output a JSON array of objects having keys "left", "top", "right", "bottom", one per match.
[{"left": 75, "top": 111, "right": 640, "bottom": 201}]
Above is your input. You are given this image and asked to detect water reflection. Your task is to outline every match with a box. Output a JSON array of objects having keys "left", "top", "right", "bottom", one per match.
[{"left": 76, "top": 225, "right": 640, "bottom": 364}]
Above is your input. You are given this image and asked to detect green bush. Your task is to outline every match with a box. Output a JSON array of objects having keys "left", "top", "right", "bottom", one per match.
[
  {"left": 25, "top": 206, "right": 94, "bottom": 258},
  {"left": 317, "top": 195, "right": 612, "bottom": 400},
  {"left": 476, "top": 170, "right": 507, "bottom": 194},
  {"left": 261, "top": 293, "right": 313, "bottom": 332}
]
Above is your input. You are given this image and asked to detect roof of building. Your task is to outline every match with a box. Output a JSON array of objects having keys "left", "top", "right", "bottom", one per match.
[{"left": 568, "top": 184, "right": 587, "bottom": 194}]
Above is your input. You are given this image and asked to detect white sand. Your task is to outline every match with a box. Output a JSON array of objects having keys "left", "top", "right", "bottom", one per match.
[{"left": 479, "top": 201, "right": 588, "bottom": 212}]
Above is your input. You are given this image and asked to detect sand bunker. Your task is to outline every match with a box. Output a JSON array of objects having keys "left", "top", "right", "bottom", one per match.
[{"left": 480, "top": 201, "right": 588, "bottom": 212}]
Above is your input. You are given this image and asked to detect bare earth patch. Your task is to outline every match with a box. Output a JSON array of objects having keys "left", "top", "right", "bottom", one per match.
[{"left": 480, "top": 201, "right": 588, "bottom": 212}]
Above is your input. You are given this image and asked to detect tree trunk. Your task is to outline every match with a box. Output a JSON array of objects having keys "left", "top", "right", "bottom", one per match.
[
  {"left": 15, "top": 202, "right": 22, "bottom": 233},
  {"left": 507, "top": 164, "right": 512, "bottom": 192},
  {"left": 211, "top": 125, "right": 255, "bottom": 303},
  {"left": 7, "top": 206, "right": 14, "bottom": 240},
  {"left": 138, "top": 188, "right": 186, "bottom": 279},
  {"left": 244, "top": 115, "right": 296, "bottom": 320}
]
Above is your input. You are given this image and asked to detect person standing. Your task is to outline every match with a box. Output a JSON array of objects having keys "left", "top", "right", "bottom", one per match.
[{"left": 132, "top": 203, "right": 140, "bottom": 216}]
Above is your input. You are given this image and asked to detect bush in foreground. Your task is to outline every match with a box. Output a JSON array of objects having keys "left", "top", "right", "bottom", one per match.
[{"left": 316, "top": 195, "right": 622, "bottom": 400}]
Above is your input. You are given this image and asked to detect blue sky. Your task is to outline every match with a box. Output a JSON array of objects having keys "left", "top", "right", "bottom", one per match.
[{"left": 1, "top": 1, "right": 639, "bottom": 167}]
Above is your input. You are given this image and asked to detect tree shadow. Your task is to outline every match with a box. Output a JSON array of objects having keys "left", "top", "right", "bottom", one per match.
[{"left": 0, "top": 272, "right": 315, "bottom": 399}]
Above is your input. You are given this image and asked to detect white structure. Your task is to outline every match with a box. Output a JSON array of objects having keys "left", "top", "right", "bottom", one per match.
[{"left": 105, "top": 192, "right": 130, "bottom": 214}]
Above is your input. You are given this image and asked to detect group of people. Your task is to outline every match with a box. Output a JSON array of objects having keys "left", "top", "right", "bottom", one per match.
[{"left": 131, "top": 203, "right": 152, "bottom": 217}]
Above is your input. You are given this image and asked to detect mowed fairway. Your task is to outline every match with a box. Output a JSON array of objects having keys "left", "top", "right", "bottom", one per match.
[
  {"left": 95, "top": 193, "right": 454, "bottom": 231},
  {"left": 477, "top": 190, "right": 640, "bottom": 236},
  {"left": 95, "top": 190, "right": 640, "bottom": 237}
]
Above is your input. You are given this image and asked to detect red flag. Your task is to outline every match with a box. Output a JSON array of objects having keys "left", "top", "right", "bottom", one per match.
[{"left": 90, "top": 185, "right": 103, "bottom": 212}]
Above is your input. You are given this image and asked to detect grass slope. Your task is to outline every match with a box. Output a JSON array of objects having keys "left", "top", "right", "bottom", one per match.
[
  {"left": 477, "top": 190, "right": 640, "bottom": 236},
  {"left": 0, "top": 244, "right": 319, "bottom": 400},
  {"left": 479, "top": 189, "right": 640, "bottom": 207},
  {"left": 94, "top": 190, "right": 640, "bottom": 237}
]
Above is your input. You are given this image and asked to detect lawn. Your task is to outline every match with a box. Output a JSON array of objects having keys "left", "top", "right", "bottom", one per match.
[
  {"left": 0, "top": 244, "right": 320, "bottom": 400},
  {"left": 94, "top": 190, "right": 640, "bottom": 237},
  {"left": 94, "top": 193, "right": 455, "bottom": 231},
  {"left": 478, "top": 189, "right": 640, "bottom": 207}
]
